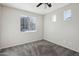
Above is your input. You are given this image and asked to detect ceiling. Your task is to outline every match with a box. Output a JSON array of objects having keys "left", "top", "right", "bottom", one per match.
[{"left": 1, "top": 3, "right": 69, "bottom": 15}]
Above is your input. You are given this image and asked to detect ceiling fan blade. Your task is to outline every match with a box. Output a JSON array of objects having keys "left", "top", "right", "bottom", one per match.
[
  {"left": 46, "top": 3, "right": 52, "bottom": 7},
  {"left": 36, "top": 3, "right": 43, "bottom": 7}
]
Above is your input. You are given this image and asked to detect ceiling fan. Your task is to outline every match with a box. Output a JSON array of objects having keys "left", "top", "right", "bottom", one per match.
[{"left": 36, "top": 3, "right": 52, "bottom": 8}]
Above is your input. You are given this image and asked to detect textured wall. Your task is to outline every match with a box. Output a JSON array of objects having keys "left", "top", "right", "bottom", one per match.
[
  {"left": 44, "top": 4, "right": 79, "bottom": 52},
  {"left": 0, "top": 6, "right": 43, "bottom": 49}
]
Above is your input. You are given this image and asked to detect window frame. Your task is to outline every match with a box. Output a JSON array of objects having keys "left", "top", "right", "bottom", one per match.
[
  {"left": 20, "top": 15, "right": 37, "bottom": 32},
  {"left": 64, "top": 9, "right": 72, "bottom": 21},
  {"left": 52, "top": 14, "right": 56, "bottom": 22}
]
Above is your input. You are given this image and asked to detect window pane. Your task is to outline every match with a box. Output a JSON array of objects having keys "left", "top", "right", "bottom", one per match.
[
  {"left": 52, "top": 15, "right": 56, "bottom": 22},
  {"left": 20, "top": 16, "right": 36, "bottom": 32},
  {"left": 29, "top": 16, "right": 36, "bottom": 30},
  {"left": 64, "top": 9, "right": 71, "bottom": 21}
]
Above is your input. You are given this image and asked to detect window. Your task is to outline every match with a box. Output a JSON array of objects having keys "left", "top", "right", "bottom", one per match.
[
  {"left": 52, "top": 15, "right": 56, "bottom": 22},
  {"left": 64, "top": 9, "right": 71, "bottom": 21},
  {"left": 20, "top": 16, "right": 36, "bottom": 32}
]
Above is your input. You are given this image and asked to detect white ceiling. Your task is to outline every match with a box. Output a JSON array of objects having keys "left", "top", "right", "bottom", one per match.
[{"left": 1, "top": 3, "right": 69, "bottom": 15}]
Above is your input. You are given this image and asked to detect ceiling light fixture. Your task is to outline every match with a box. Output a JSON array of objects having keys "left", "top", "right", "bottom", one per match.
[{"left": 36, "top": 3, "right": 52, "bottom": 8}]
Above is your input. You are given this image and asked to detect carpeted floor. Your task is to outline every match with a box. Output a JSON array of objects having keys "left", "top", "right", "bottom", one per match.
[{"left": 0, "top": 39, "right": 79, "bottom": 56}]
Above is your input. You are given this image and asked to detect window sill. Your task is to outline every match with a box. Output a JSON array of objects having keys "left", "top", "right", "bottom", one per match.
[{"left": 21, "top": 30, "right": 37, "bottom": 32}]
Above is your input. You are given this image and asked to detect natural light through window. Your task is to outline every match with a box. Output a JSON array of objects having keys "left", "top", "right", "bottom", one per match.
[
  {"left": 52, "top": 15, "right": 56, "bottom": 22},
  {"left": 20, "top": 16, "right": 36, "bottom": 32},
  {"left": 64, "top": 9, "right": 71, "bottom": 21}
]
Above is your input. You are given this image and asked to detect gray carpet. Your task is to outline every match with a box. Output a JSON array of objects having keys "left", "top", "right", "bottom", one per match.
[{"left": 0, "top": 39, "right": 79, "bottom": 56}]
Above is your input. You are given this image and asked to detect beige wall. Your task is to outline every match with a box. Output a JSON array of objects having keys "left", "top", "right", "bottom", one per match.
[
  {"left": 44, "top": 4, "right": 79, "bottom": 52},
  {"left": 0, "top": 6, "right": 43, "bottom": 49}
]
